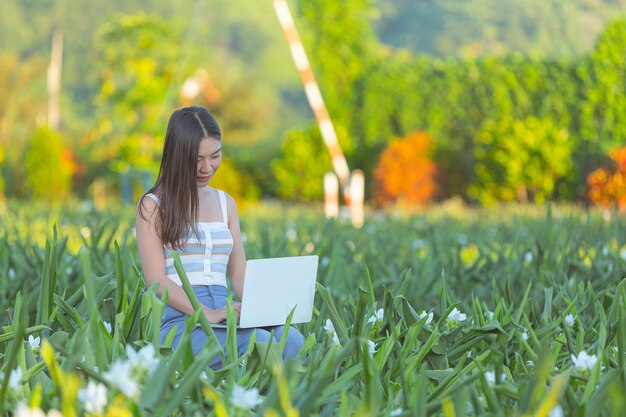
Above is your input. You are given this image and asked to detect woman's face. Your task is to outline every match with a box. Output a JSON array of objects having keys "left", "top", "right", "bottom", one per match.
[{"left": 196, "top": 138, "right": 222, "bottom": 187}]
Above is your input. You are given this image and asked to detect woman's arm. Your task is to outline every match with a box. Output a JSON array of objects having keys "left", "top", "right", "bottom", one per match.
[
  {"left": 225, "top": 193, "right": 246, "bottom": 300},
  {"left": 136, "top": 197, "right": 230, "bottom": 322}
]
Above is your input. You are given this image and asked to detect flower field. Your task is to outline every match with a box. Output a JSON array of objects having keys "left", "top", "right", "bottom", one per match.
[{"left": 1, "top": 201, "right": 626, "bottom": 416}]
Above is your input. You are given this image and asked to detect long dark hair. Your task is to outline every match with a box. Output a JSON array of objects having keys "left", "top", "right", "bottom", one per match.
[{"left": 139, "top": 106, "right": 221, "bottom": 248}]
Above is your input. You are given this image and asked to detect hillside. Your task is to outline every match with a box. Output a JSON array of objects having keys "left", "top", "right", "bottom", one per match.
[{"left": 375, "top": 0, "right": 626, "bottom": 58}]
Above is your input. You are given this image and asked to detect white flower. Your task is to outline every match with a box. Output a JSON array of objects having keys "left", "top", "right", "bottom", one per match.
[
  {"left": 484, "top": 371, "right": 496, "bottom": 386},
  {"left": 390, "top": 408, "right": 403, "bottom": 417},
  {"left": 447, "top": 308, "right": 467, "bottom": 322},
  {"left": 102, "top": 360, "right": 139, "bottom": 399},
  {"left": 79, "top": 200, "right": 94, "bottom": 212},
  {"left": 527, "top": 360, "right": 534, "bottom": 367},
  {"left": 621, "top": 248, "right": 626, "bottom": 261},
  {"left": 412, "top": 238, "right": 425, "bottom": 250},
  {"left": 14, "top": 403, "right": 46, "bottom": 417},
  {"left": 320, "top": 256, "right": 330, "bottom": 268},
  {"left": 103, "top": 321, "right": 112, "bottom": 334},
  {"left": 366, "top": 340, "right": 378, "bottom": 357},
  {"left": 484, "top": 370, "right": 505, "bottom": 386},
  {"left": 199, "top": 371, "right": 208, "bottom": 380},
  {"left": 368, "top": 308, "right": 384, "bottom": 324},
  {"left": 548, "top": 405, "right": 564, "bottom": 417},
  {"left": 285, "top": 227, "right": 297, "bottom": 242},
  {"left": 419, "top": 311, "right": 434, "bottom": 324},
  {"left": 8, "top": 367, "right": 23, "bottom": 390},
  {"left": 324, "top": 319, "right": 335, "bottom": 334},
  {"left": 564, "top": 313, "right": 575, "bottom": 326},
  {"left": 524, "top": 252, "right": 534, "bottom": 263},
  {"left": 324, "top": 319, "right": 341, "bottom": 346},
  {"left": 571, "top": 351, "right": 599, "bottom": 372},
  {"left": 231, "top": 385, "right": 262, "bottom": 410},
  {"left": 487, "top": 311, "right": 494, "bottom": 320},
  {"left": 78, "top": 381, "right": 108, "bottom": 414},
  {"left": 65, "top": 267, "right": 73, "bottom": 276},
  {"left": 602, "top": 246, "right": 609, "bottom": 257},
  {"left": 521, "top": 328, "right": 529, "bottom": 341},
  {"left": 126, "top": 344, "right": 159, "bottom": 375},
  {"left": 8, "top": 268, "right": 16, "bottom": 280},
  {"left": 28, "top": 335, "right": 41, "bottom": 350}
]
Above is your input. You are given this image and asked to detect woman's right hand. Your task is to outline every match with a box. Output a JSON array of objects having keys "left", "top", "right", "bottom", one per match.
[
  {"left": 203, "top": 306, "right": 228, "bottom": 324},
  {"left": 202, "top": 303, "right": 241, "bottom": 324}
]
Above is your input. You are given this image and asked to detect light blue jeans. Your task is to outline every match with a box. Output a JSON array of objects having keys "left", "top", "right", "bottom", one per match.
[{"left": 160, "top": 285, "right": 305, "bottom": 369}]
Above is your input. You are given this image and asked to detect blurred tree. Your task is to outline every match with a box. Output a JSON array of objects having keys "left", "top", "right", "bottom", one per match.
[
  {"left": 271, "top": 124, "right": 332, "bottom": 201},
  {"left": 298, "top": 0, "right": 380, "bottom": 156},
  {"left": 88, "top": 10, "right": 284, "bottom": 200},
  {"left": 24, "top": 126, "right": 75, "bottom": 202},
  {"left": 89, "top": 13, "right": 182, "bottom": 191},
  {"left": 372, "top": 132, "right": 438, "bottom": 207},
  {"left": 580, "top": 20, "right": 626, "bottom": 156},
  {"left": 0, "top": 53, "right": 47, "bottom": 197},
  {"left": 0, "top": 54, "right": 47, "bottom": 144},
  {"left": 469, "top": 116, "right": 573, "bottom": 205},
  {"left": 391, "top": 55, "right": 584, "bottom": 200},
  {"left": 349, "top": 50, "right": 422, "bottom": 186}
]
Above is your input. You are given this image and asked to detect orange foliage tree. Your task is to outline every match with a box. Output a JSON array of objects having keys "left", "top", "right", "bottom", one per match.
[
  {"left": 587, "top": 146, "right": 626, "bottom": 210},
  {"left": 373, "top": 132, "right": 438, "bottom": 206}
]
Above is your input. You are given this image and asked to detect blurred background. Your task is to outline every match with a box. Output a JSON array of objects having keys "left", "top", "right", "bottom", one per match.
[{"left": 1, "top": 0, "right": 626, "bottom": 210}]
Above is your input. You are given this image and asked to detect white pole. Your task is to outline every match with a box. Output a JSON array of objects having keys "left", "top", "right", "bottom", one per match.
[
  {"left": 47, "top": 28, "right": 63, "bottom": 130},
  {"left": 350, "top": 170, "right": 365, "bottom": 228},
  {"left": 324, "top": 172, "right": 339, "bottom": 218}
]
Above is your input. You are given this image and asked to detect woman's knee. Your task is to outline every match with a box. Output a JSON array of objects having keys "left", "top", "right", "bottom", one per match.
[
  {"left": 282, "top": 327, "right": 305, "bottom": 358},
  {"left": 252, "top": 328, "right": 277, "bottom": 344}
]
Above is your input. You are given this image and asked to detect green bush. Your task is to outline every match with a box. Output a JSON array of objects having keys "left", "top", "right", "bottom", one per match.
[
  {"left": 271, "top": 125, "right": 333, "bottom": 202},
  {"left": 469, "top": 116, "right": 573, "bottom": 205},
  {"left": 24, "top": 126, "right": 74, "bottom": 202}
]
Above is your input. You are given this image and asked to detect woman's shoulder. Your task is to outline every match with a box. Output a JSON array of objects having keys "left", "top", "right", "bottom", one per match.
[
  {"left": 204, "top": 187, "right": 235, "bottom": 204},
  {"left": 216, "top": 189, "right": 238, "bottom": 209},
  {"left": 137, "top": 192, "right": 161, "bottom": 217}
]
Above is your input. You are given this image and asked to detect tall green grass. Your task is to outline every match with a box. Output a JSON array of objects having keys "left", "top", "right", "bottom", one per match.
[{"left": 1, "top": 201, "right": 625, "bottom": 416}]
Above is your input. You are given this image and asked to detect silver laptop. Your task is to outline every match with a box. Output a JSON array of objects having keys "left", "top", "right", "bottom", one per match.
[{"left": 213, "top": 255, "right": 318, "bottom": 329}]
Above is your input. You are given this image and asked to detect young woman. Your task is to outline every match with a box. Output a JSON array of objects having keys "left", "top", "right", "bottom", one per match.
[{"left": 136, "top": 105, "right": 304, "bottom": 369}]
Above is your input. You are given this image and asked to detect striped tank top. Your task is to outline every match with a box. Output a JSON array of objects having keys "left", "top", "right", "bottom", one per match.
[{"left": 145, "top": 189, "right": 233, "bottom": 287}]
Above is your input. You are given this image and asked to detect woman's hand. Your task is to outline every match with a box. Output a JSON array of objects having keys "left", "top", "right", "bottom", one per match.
[{"left": 202, "top": 303, "right": 241, "bottom": 324}]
